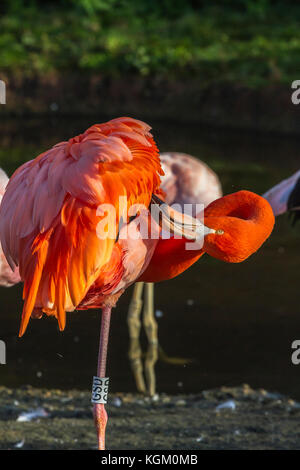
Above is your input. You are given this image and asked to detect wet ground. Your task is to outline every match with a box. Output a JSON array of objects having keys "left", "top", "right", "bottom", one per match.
[{"left": 1, "top": 384, "right": 300, "bottom": 450}]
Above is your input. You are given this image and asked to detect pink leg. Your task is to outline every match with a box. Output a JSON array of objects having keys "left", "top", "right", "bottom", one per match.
[{"left": 93, "top": 306, "right": 111, "bottom": 450}]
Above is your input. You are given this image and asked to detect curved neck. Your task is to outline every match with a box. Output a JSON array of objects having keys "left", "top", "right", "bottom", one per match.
[{"left": 139, "top": 237, "right": 204, "bottom": 283}]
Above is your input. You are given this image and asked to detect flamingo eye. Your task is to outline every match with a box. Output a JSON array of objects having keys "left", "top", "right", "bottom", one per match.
[{"left": 216, "top": 229, "right": 224, "bottom": 235}]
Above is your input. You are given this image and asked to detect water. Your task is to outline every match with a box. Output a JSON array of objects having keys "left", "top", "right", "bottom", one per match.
[{"left": 0, "top": 116, "right": 300, "bottom": 398}]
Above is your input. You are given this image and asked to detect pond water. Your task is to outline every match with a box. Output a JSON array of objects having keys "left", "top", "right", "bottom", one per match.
[{"left": 0, "top": 116, "right": 299, "bottom": 398}]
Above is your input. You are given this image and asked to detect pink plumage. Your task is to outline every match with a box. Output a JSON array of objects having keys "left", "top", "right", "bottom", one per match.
[
  {"left": 0, "top": 168, "right": 20, "bottom": 286},
  {"left": 160, "top": 152, "right": 222, "bottom": 210},
  {"left": 263, "top": 169, "right": 300, "bottom": 216}
]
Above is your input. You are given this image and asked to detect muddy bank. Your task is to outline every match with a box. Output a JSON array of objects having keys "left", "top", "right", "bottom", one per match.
[
  {"left": 0, "top": 384, "right": 300, "bottom": 450},
  {"left": 2, "top": 75, "right": 300, "bottom": 135}
]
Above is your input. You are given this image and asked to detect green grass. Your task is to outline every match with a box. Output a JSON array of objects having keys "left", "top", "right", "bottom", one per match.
[{"left": 1, "top": 1, "right": 300, "bottom": 88}]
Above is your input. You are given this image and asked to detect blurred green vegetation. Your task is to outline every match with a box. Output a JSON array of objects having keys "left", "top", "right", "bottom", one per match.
[{"left": 0, "top": 0, "right": 300, "bottom": 87}]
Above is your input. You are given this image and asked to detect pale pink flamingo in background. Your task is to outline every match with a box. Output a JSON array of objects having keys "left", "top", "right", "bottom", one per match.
[
  {"left": 127, "top": 152, "right": 223, "bottom": 396},
  {"left": 0, "top": 168, "right": 20, "bottom": 286},
  {"left": 263, "top": 169, "right": 300, "bottom": 222},
  {"left": 0, "top": 117, "right": 275, "bottom": 450}
]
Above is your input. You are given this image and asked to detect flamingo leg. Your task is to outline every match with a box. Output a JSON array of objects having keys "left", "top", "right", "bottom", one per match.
[
  {"left": 127, "top": 282, "right": 146, "bottom": 393},
  {"left": 143, "top": 282, "right": 158, "bottom": 396},
  {"left": 93, "top": 306, "right": 111, "bottom": 450}
]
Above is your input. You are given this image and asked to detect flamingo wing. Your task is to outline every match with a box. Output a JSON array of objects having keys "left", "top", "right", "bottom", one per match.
[{"left": 0, "top": 117, "right": 162, "bottom": 335}]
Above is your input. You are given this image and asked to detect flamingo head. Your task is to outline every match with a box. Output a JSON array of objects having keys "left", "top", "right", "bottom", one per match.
[{"left": 202, "top": 190, "right": 275, "bottom": 263}]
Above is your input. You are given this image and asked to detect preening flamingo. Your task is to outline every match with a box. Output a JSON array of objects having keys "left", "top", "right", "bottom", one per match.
[
  {"left": 127, "top": 152, "right": 223, "bottom": 396},
  {"left": 263, "top": 169, "right": 300, "bottom": 222},
  {"left": 0, "top": 169, "right": 20, "bottom": 286},
  {"left": 0, "top": 117, "right": 275, "bottom": 450}
]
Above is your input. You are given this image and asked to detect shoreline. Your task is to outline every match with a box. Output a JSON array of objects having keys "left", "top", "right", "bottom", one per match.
[{"left": 1, "top": 383, "right": 299, "bottom": 450}]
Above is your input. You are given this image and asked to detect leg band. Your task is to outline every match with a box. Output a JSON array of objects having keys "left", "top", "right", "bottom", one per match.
[{"left": 91, "top": 376, "right": 109, "bottom": 404}]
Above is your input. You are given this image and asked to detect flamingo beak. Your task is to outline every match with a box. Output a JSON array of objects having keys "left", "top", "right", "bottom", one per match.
[{"left": 151, "top": 194, "right": 215, "bottom": 240}]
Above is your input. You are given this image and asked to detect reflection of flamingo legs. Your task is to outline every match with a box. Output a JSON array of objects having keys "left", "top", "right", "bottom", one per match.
[
  {"left": 128, "top": 281, "right": 193, "bottom": 396},
  {"left": 143, "top": 282, "right": 158, "bottom": 397},
  {"left": 128, "top": 282, "right": 158, "bottom": 396},
  {"left": 127, "top": 282, "right": 146, "bottom": 393}
]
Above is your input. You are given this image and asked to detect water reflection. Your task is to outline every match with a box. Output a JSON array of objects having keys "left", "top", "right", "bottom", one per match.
[{"left": 0, "top": 117, "right": 299, "bottom": 397}]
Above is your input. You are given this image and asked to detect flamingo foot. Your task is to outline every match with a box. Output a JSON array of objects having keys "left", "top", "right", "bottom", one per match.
[{"left": 93, "top": 403, "right": 108, "bottom": 450}]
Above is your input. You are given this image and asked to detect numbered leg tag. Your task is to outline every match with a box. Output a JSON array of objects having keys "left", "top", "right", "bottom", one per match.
[{"left": 91, "top": 376, "right": 109, "bottom": 404}]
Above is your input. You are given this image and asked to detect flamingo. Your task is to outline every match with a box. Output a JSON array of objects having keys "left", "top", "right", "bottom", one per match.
[
  {"left": 127, "top": 152, "right": 223, "bottom": 396},
  {"left": 263, "top": 169, "right": 300, "bottom": 222},
  {"left": 0, "top": 168, "right": 20, "bottom": 286},
  {"left": 0, "top": 117, "right": 275, "bottom": 450}
]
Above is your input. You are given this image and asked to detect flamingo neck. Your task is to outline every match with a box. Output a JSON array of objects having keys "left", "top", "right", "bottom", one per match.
[{"left": 139, "top": 237, "right": 204, "bottom": 283}]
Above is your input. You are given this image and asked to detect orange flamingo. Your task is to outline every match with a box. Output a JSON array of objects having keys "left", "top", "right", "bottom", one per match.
[
  {"left": 0, "top": 117, "right": 275, "bottom": 450},
  {"left": 127, "top": 152, "right": 223, "bottom": 396}
]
